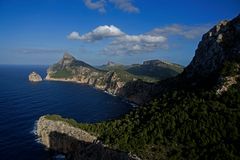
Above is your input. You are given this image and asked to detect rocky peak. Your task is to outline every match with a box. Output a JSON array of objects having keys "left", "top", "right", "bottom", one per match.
[
  {"left": 60, "top": 53, "right": 75, "bottom": 65},
  {"left": 106, "top": 61, "right": 122, "bottom": 67},
  {"left": 107, "top": 61, "right": 115, "bottom": 66},
  {"left": 63, "top": 52, "right": 75, "bottom": 60},
  {"left": 183, "top": 15, "right": 240, "bottom": 79}
]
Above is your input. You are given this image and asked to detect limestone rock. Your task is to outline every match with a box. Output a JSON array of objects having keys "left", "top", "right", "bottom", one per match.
[
  {"left": 183, "top": 15, "right": 240, "bottom": 79},
  {"left": 46, "top": 53, "right": 127, "bottom": 98},
  {"left": 28, "top": 72, "right": 42, "bottom": 82},
  {"left": 216, "top": 75, "right": 240, "bottom": 94},
  {"left": 37, "top": 116, "right": 141, "bottom": 160}
]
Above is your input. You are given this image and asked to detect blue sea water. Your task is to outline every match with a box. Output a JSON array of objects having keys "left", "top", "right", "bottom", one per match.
[{"left": 0, "top": 65, "right": 132, "bottom": 160}]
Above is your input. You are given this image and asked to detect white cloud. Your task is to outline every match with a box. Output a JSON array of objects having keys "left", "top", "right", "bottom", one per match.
[
  {"left": 102, "top": 34, "right": 168, "bottom": 55},
  {"left": 83, "top": 0, "right": 139, "bottom": 13},
  {"left": 83, "top": 0, "right": 106, "bottom": 13},
  {"left": 68, "top": 23, "right": 210, "bottom": 56},
  {"left": 149, "top": 24, "right": 210, "bottom": 39},
  {"left": 109, "top": 0, "right": 139, "bottom": 13},
  {"left": 68, "top": 25, "right": 167, "bottom": 55},
  {"left": 117, "top": 35, "right": 166, "bottom": 43},
  {"left": 67, "top": 25, "right": 124, "bottom": 42},
  {"left": 67, "top": 31, "right": 81, "bottom": 40}
]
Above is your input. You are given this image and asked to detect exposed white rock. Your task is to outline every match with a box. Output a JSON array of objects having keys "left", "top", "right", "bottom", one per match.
[
  {"left": 28, "top": 72, "right": 42, "bottom": 82},
  {"left": 216, "top": 75, "right": 240, "bottom": 95},
  {"left": 37, "top": 116, "right": 141, "bottom": 160}
]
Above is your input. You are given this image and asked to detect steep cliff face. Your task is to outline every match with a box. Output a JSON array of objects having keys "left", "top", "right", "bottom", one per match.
[
  {"left": 46, "top": 53, "right": 183, "bottom": 104},
  {"left": 182, "top": 15, "right": 240, "bottom": 90},
  {"left": 37, "top": 116, "right": 140, "bottom": 160},
  {"left": 46, "top": 53, "right": 126, "bottom": 95},
  {"left": 119, "top": 15, "right": 240, "bottom": 100},
  {"left": 184, "top": 16, "right": 240, "bottom": 77}
]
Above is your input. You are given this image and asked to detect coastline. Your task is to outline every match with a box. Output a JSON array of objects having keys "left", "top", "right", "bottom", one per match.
[{"left": 45, "top": 76, "right": 139, "bottom": 108}]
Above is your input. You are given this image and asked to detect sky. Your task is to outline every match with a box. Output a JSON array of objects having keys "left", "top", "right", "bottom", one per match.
[{"left": 0, "top": 0, "right": 239, "bottom": 66}]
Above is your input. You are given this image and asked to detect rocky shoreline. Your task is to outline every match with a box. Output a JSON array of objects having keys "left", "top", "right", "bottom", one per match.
[
  {"left": 37, "top": 115, "right": 141, "bottom": 160},
  {"left": 45, "top": 76, "right": 139, "bottom": 107}
]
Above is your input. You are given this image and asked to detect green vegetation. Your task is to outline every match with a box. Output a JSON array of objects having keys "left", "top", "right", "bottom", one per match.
[
  {"left": 50, "top": 69, "right": 73, "bottom": 79},
  {"left": 112, "top": 68, "right": 158, "bottom": 83},
  {"left": 126, "top": 64, "right": 183, "bottom": 80},
  {"left": 221, "top": 61, "right": 239, "bottom": 77},
  {"left": 99, "top": 61, "right": 183, "bottom": 83},
  {"left": 46, "top": 80, "right": 240, "bottom": 160}
]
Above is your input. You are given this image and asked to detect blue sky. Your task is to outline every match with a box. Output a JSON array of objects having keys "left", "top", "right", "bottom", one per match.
[{"left": 0, "top": 0, "right": 239, "bottom": 66}]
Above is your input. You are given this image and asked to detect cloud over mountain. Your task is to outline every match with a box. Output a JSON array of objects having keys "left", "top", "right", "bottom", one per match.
[
  {"left": 68, "top": 25, "right": 167, "bottom": 55},
  {"left": 67, "top": 23, "right": 209, "bottom": 55}
]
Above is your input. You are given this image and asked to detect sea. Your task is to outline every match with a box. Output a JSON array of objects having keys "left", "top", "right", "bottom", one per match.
[{"left": 0, "top": 65, "right": 132, "bottom": 160}]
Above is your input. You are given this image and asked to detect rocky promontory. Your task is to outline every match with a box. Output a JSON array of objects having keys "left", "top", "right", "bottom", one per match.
[
  {"left": 45, "top": 53, "right": 183, "bottom": 104},
  {"left": 37, "top": 115, "right": 140, "bottom": 160},
  {"left": 28, "top": 72, "right": 42, "bottom": 82},
  {"left": 45, "top": 53, "right": 126, "bottom": 96}
]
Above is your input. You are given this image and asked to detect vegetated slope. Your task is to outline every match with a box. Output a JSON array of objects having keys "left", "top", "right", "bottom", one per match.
[
  {"left": 46, "top": 53, "right": 183, "bottom": 102},
  {"left": 45, "top": 14, "right": 240, "bottom": 160},
  {"left": 98, "top": 59, "right": 183, "bottom": 82},
  {"left": 126, "top": 60, "right": 183, "bottom": 80}
]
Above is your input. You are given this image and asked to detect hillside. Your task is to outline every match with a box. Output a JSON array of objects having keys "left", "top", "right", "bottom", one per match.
[
  {"left": 98, "top": 59, "right": 183, "bottom": 81},
  {"left": 39, "top": 14, "right": 240, "bottom": 160},
  {"left": 46, "top": 53, "right": 183, "bottom": 103},
  {"left": 126, "top": 60, "right": 183, "bottom": 80}
]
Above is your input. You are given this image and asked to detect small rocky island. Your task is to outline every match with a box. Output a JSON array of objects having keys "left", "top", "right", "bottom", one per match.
[{"left": 28, "top": 72, "right": 42, "bottom": 82}]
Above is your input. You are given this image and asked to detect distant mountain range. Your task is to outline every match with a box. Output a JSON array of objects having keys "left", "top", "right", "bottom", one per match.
[
  {"left": 98, "top": 59, "right": 184, "bottom": 80},
  {"left": 46, "top": 53, "right": 183, "bottom": 99}
]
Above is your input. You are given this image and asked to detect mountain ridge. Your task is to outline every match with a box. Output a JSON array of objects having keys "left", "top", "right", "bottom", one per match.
[
  {"left": 46, "top": 54, "right": 183, "bottom": 104},
  {"left": 38, "top": 15, "right": 240, "bottom": 160}
]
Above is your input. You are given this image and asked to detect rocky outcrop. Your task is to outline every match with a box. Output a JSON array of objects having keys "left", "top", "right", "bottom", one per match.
[
  {"left": 46, "top": 53, "right": 127, "bottom": 96},
  {"left": 118, "top": 15, "right": 240, "bottom": 100},
  {"left": 37, "top": 116, "right": 140, "bottom": 160},
  {"left": 216, "top": 75, "right": 240, "bottom": 94},
  {"left": 183, "top": 15, "right": 240, "bottom": 79},
  {"left": 28, "top": 72, "right": 42, "bottom": 82},
  {"left": 46, "top": 53, "right": 183, "bottom": 104}
]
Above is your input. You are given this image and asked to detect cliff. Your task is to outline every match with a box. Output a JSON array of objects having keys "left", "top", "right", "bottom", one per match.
[
  {"left": 46, "top": 53, "right": 126, "bottom": 96},
  {"left": 46, "top": 53, "right": 183, "bottom": 104},
  {"left": 38, "top": 15, "right": 240, "bottom": 160},
  {"left": 37, "top": 115, "right": 140, "bottom": 160},
  {"left": 121, "top": 14, "right": 240, "bottom": 100},
  {"left": 181, "top": 14, "right": 240, "bottom": 92},
  {"left": 29, "top": 72, "right": 42, "bottom": 82}
]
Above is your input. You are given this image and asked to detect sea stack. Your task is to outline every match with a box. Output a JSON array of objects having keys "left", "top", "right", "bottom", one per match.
[{"left": 29, "top": 72, "right": 42, "bottom": 82}]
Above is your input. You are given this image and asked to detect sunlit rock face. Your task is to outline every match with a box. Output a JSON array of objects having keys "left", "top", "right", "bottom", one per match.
[
  {"left": 180, "top": 15, "right": 240, "bottom": 92},
  {"left": 183, "top": 15, "right": 240, "bottom": 78},
  {"left": 37, "top": 116, "right": 141, "bottom": 160},
  {"left": 45, "top": 53, "right": 127, "bottom": 96},
  {"left": 28, "top": 72, "right": 42, "bottom": 82}
]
